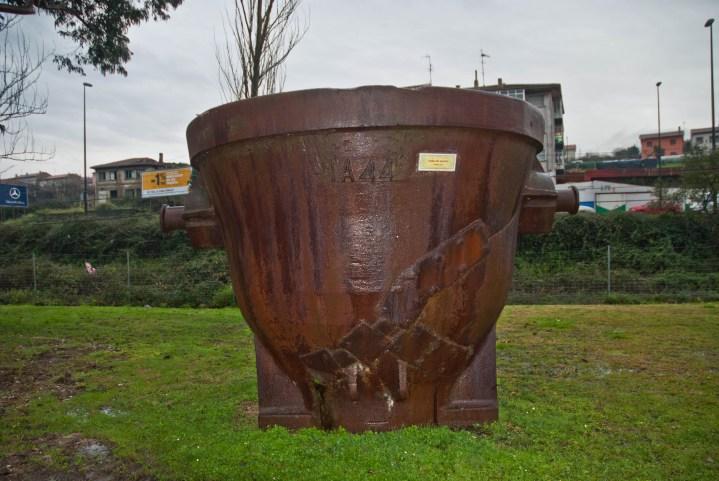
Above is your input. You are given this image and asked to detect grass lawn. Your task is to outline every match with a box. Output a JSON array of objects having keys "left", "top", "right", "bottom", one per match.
[{"left": 0, "top": 304, "right": 717, "bottom": 480}]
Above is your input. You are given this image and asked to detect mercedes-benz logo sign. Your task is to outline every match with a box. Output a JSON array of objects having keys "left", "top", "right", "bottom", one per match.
[{"left": 8, "top": 187, "right": 21, "bottom": 200}]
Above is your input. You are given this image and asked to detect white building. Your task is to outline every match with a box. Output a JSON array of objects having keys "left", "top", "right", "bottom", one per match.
[
  {"left": 561, "top": 180, "right": 672, "bottom": 213},
  {"left": 689, "top": 127, "right": 718, "bottom": 152},
  {"left": 470, "top": 78, "right": 565, "bottom": 175}
]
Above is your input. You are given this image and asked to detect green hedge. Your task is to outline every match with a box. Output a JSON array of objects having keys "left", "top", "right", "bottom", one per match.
[
  {"left": 518, "top": 212, "right": 719, "bottom": 273},
  {"left": 1, "top": 210, "right": 718, "bottom": 306},
  {"left": 0, "top": 212, "right": 194, "bottom": 263}
]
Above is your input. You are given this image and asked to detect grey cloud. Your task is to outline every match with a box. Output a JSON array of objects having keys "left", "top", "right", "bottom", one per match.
[{"left": 2, "top": 0, "right": 717, "bottom": 177}]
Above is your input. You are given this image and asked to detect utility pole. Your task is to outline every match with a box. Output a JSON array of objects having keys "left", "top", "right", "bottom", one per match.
[
  {"left": 480, "top": 49, "right": 490, "bottom": 87},
  {"left": 423, "top": 55, "right": 432, "bottom": 86},
  {"left": 706, "top": 18, "right": 716, "bottom": 152},
  {"left": 83, "top": 82, "right": 93, "bottom": 214},
  {"left": 656, "top": 81, "right": 663, "bottom": 207}
]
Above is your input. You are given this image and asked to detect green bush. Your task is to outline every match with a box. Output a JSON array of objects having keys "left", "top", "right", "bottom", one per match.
[
  {"left": 0, "top": 211, "right": 195, "bottom": 263},
  {"left": 518, "top": 212, "right": 719, "bottom": 271},
  {"left": 2, "top": 211, "right": 718, "bottom": 307},
  {"left": 0, "top": 289, "right": 36, "bottom": 305},
  {"left": 211, "top": 284, "right": 236, "bottom": 308},
  {"left": 604, "top": 293, "right": 641, "bottom": 305}
]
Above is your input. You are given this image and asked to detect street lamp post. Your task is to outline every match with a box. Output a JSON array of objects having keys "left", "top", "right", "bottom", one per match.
[
  {"left": 656, "top": 81, "right": 663, "bottom": 206},
  {"left": 83, "top": 82, "right": 92, "bottom": 214},
  {"left": 706, "top": 18, "right": 716, "bottom": 152}
]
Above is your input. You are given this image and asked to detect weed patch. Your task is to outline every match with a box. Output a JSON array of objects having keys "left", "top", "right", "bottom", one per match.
[{"left": 0, "top": 305, "right": 717, "bottom": 480}]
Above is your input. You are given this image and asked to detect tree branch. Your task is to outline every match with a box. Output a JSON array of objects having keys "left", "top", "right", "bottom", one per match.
[
  {"left": 215, "top": 0, "right": 307, "bottom": 101},
  {"left": 0, "top": 16, "right": 53, "bottom": 162}
]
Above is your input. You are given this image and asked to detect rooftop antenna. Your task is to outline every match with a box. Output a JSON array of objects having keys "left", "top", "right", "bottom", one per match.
[
  {"left": 423, "top": 54, "right": 433, "bottom": 86},
  {"left": 480, "top": 49, "right": 490, "bottom": 86}
]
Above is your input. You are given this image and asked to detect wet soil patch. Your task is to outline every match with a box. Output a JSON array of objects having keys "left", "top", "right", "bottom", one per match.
[
  {"left": 0, "top": 343, "right": 97, "bottom": 414},
  {"left": 0, "top": 433, "right": 154, "bottom": 481}
]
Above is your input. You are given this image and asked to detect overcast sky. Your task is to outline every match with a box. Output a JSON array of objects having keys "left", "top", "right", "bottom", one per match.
[{"left": 3, "top": 0, "right": 718, "bottom": 177}]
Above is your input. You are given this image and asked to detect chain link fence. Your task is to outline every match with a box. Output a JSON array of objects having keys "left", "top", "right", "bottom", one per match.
[
  {"left": 1, "top": 244, "right": 717, "bottom": 306},
  {"left": 0, "top": 246, "right": 233, "bottom": 307},
  {"left": 509, "top": 245, "right": 719, "bottom": 303}
]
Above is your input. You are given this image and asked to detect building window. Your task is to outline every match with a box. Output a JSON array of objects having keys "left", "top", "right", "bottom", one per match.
[
  {"left": 670, "top": 138, "right": 676, "bottom": 145},
  {"left": 696, "top": 137, "right": 704, "bottom": 144},
  {"left": 124, "top": 169, "right": 137, "bottom": 180},
  {"left": 496, "top": 89, "right": 525, "bottom": 101},
  {"left": 646, "top": 141, "right": 653, "bottom": 147},
  {"left": 98, "top": 171, "right": 116, "bottom": 181},
  {"left": 110, "top": 190, "right": 118, "bottom": 199}
]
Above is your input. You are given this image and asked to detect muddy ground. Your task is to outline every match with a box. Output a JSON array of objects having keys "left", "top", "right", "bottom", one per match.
[
  {"left": 0, "top": 342, "right": 153, "bottom": 481},
  {"left": 1, "top": 433, "right": 154, "bottom": 481}
]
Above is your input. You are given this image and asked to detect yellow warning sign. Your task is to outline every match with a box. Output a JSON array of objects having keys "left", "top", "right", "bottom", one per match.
[
  {"left": 417, "top": 153, "right": 457, "bottom": 172},
  {"left": 141, "top": 167, "right": 192, "bottom": 198}
]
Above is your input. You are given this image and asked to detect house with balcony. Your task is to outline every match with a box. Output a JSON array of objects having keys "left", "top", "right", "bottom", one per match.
[
  {"left": 91, "top": 154, "right": 185, "bottom": 203},
  {"left": 467, "top": 78, "right": 565, "bottom": 175}
]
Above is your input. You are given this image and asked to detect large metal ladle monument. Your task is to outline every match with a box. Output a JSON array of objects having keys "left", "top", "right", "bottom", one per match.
[{"left": 161, "top": 86, "right": 578, "bottom": 432}]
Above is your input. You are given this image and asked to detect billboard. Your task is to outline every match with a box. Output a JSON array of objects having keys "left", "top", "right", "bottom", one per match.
[
  {"left": 0, "top": 183, "right": 29, "bottom": 208},
  {"left": 141, "top": 167, "right": 192, "bottom": 198}
]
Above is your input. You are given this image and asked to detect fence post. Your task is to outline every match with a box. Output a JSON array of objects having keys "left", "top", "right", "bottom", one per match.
[
  {"left": 126, "top": 250, "right": 131, "bottom": 289},
  {"left": 607, "top": 244, "right": 612, "bottom": 295},
  {"left": 32, "top": 252, "right": 37, "bottom": 295}
]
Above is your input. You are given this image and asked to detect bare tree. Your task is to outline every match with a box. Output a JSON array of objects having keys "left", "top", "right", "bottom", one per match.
[
  {"left": 215, "top": 0, "right": 308, "bottom": 101},
  {"left": 0, "top": 15, "right": 52, "bottom": 169}
]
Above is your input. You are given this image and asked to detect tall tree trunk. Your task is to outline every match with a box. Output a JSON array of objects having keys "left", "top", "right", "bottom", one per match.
[
  {"left": 251, "top": 0, "right": 263, "bottom": 97},
  {"left": 215, "top": 0, "right": 307, "bottom": 101}
]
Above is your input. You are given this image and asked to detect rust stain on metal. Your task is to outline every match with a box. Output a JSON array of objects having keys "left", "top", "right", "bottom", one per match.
[{"left": 163, "top": 86, "right": 578, "bottom": 432}]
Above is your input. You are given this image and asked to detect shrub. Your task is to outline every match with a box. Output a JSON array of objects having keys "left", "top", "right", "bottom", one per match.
[
  {"left": 0, "top": 289, "right": 36, "bottom": 305},
  {"left": 605, "top": 293, "right": 641, "bottom": 305},
  {"left": 211, "top": 284, "right": 236, "bottom": 308},
  {"left": 2, "top": 211, "right": 718, "bottom": 307}
]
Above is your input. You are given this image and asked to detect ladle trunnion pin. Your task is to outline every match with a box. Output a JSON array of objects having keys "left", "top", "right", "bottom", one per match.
[{"left": 161, "top": 86, "right": 578, "bottom": 432}]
